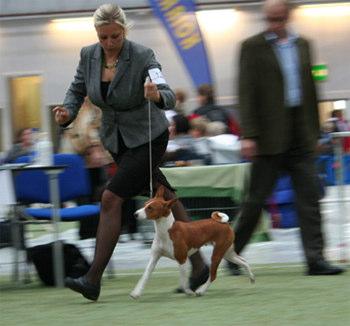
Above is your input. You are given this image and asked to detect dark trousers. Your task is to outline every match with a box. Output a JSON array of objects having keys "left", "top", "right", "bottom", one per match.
[{"left": 234, "top": 151, "right": 324, "bottom": 265}]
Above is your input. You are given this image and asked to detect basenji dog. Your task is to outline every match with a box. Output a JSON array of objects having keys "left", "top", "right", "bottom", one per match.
[{"left": 130, "top": 186, "right": 255, "bottom": 299}]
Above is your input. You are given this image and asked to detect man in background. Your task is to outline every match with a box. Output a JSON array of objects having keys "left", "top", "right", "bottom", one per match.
[{"left": 232, "top": 0, "right": 344, "bottom": 275}]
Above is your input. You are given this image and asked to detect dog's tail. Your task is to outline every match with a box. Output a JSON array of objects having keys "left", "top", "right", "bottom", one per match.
[{"left": 211, "top": 211, "right": 229, "bottom": 223}]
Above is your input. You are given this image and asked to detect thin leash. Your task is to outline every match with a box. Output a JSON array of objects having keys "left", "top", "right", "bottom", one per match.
[{"left": 148, "top": 97, "right": 153, "bottom": 198}]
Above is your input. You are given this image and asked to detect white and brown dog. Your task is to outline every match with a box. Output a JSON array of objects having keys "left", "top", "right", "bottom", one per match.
[{"left": 130, "top": 186, "right": 255, "bottom": 299}]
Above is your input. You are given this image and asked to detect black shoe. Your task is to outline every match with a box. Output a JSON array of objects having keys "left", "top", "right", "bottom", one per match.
[
  {"left": 174, "top": 287, "right": 185, "bottom": 294},
  {"left": 189, "top": 265, "right": 210, "bottom": 291},
  {"left": 226, "top": 261, "right": 241, "bottom": 276},
  {"left": 65, "top": 276, "right": 100, "bottom": 301},
  {"left": 307, "top": 260, "right": 345, "bottom": 276}
]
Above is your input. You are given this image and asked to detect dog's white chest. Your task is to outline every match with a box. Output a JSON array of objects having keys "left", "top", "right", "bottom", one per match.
[
  {"left": 151, "top": 215, "right": 178, "bottom": 259},
  {"left": 153, "top": 233, "right": 175, "bottom": 259}
]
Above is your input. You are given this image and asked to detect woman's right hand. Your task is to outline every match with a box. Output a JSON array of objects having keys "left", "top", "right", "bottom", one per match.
[{"left": 52, "top": 106, "right": 70, "bottom": 125}]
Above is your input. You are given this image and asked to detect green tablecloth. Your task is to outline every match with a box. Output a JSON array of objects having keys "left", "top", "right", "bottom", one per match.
[
  {"left": 161, "top": 163, "right": 250, "bottom": 202},
  {"left": 141, "top": 163, "right": 270, "bottom": 241}
]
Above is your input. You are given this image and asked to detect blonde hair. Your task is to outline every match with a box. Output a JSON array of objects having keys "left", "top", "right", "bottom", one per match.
[
  {"left": 93, "top": 3, "right": 131, "bottom": 30},
  {"left": 190, "top": 116, "right": 209, "bottom": 135},
  {"left": 206, "top": 121, "right": 227, "bottom": 136}
]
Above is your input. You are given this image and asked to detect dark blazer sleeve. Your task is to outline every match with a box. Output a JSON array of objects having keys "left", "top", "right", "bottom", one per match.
[
  {"left": 62, "top": 47, "right": 88, "bottom": 124},
  {"left": 238, "top": 40, "right": 259, "bottom": 139},
  {"left": 143, "top": 49, "right": 175, "bottom": 110}
]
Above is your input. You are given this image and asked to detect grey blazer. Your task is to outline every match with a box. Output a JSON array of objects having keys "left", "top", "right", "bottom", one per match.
[{"left": 63, "top": 39, "right": 175, "bottom": 154}]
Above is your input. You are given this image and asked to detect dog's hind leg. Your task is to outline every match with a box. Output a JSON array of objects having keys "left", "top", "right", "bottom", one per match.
[
  {"left": 130, "top": 252, "right": 161, "bottom": 299},
  {"left": 224, "top": 245, "right": 255, "bottom": 283},
  {"left": 195, "top": 246, "right": 225, "bottom": 296}
]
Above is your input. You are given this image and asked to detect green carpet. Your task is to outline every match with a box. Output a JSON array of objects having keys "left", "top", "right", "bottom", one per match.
[{"left": 0, "top": 265, "right": 348, "bottom": 326}]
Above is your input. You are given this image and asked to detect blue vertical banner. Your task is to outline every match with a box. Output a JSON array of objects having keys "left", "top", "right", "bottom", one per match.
[{"left": 148, "top": 0, "right": 213, "bottom": 88}]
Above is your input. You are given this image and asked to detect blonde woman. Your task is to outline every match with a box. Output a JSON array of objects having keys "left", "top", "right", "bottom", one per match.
[{"left": 53, "top": 3, "right": 208, "bottom": 301}]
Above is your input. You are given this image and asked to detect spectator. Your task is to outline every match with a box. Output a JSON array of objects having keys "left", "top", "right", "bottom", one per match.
[
  {"left": 2, "top": 128, "right": 34, "bottom": 163},
  {"left": 60, "top": 97, "right": 111, "bottom": 239},
  {"left": 174, "top": 89, "right": 190, "bottom": 116},
  {"left": 194, "top": 84, "right": 230, "bottom": 132},
  {"left": 164, "top": 114, "right": 207, "bottom": 165},
  {"left": 206, "top": 121, "right": 227, "bottom": 137},
  {"left": 331, "top": 109, "right": 350, "bottom": 152},
  {"left": 317, "top": 121, "right": 336, "bottom": 156},
  {"left": 189, "top": 115, "right": 209, "bottom": 138}
]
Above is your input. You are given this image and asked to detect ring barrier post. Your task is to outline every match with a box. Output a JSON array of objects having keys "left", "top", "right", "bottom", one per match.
[{"left": 330, "top": 131, "right": 350, "bottom": 263}]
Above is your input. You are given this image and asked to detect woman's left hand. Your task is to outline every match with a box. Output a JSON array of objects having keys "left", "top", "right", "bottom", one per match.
[{"left": 144, "top": 78, "right": 161, "bottom": 103}]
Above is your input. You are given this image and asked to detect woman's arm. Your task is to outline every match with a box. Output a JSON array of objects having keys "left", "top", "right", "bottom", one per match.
[
  {"left": 143, "top": 50, "right": 176, "bottom": 110},
  {"left": 61, "top": 47, "right": 88, "bottom": 125}
]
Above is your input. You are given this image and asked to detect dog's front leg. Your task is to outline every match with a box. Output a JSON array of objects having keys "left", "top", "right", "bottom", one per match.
[
  {"left": 179, "top": 260, "right": 194, "bottom": 296},
  {"left": 130, "top": 251, "right": 161, "bottom": 299}
]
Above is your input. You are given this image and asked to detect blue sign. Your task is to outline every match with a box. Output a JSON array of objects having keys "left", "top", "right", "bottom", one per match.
[{"left": 149, "top": 0, "right": 213, "bottom": 88}]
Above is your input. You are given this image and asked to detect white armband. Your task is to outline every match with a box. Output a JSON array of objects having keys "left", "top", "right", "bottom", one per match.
[{"left": 148, "top": 68, "right": 166, "bottom": 85}]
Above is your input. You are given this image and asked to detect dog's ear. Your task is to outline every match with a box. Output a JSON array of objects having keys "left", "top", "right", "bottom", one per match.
[
  {"left": 166, "top": 198, "right": 177, "bottom": 208},
  {"left": 155, "top": 185, "right": 165, "bottom": 198}
]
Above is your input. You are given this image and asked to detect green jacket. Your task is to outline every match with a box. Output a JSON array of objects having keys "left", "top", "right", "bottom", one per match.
[{"left": 238, "top": 32, "right": 320, "bottom": 155}]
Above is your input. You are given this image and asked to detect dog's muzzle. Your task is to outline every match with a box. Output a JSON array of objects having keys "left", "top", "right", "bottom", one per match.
[{"left": 134, "top": 207, "right": 147, "bottom": 220}]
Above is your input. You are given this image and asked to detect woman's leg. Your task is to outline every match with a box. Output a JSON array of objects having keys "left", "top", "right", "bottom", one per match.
[{"left": 85, "top": 189, "right": 124, "bottom": 285}]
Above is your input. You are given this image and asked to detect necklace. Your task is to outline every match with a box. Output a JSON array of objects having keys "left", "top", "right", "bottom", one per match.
[{"left": 103, "top": 58, "right": 118, "bottom": 70}]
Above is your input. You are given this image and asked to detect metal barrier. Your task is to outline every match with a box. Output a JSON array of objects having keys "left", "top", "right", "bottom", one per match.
[{"left": 326, "top": 132, "right": 350, "bottom": 262}]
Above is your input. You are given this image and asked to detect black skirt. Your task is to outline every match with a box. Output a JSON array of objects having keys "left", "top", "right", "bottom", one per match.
[{"left": 107, "top": 129, "right": 174, "bottom": 198}]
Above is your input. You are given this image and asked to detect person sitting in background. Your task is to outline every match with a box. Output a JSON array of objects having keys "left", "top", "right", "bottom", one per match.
[
  {"left": 194, "top": 84, "right": 230, "bottom": 133},
  {"left": 174, "top": 89, "right": 190, "bottom": 116},
  {"left": 188, "top": 116, "right": 241, "bottom": 165},
  {"left": 59, "top": 97, "right": 112, "bottom": 240},
  {"left": 60, "top": 97, "right": 112, "bottom": 170},
  {"left": 331, "top": 109, "right": 350, "bottom": 153},
  {"left": 188, "top": 115, "right": 212, "bottom": 165},
  {"left": 163, "top": 114, "right": 206, "bottom": 166},
  {"left": 317, "top": 121, "right": 336, "bottom": 156},
  {"left": 207, "top": 122, "right": 241, "bottom": 165},
  {"left": 206, "top": 121, "right": 227, "bottom": 137},
  {"left": 189, "top": 115, "right": 209, "bottom": 138},
  {"left": 2, "top": 128, "right": 34, "bottom": 163}
]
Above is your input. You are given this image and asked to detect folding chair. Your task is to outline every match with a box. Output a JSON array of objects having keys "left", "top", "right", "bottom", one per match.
[{"left": 13, "top": 153, "right": 102, "bottom": 285}]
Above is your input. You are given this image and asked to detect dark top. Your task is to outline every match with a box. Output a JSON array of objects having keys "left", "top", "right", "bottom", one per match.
[
  {"left": 194, "top": 104, "right": 229, "bottom": 126},
  {"left": 101, "top": 81, "right": 110, "bottom": 102}
]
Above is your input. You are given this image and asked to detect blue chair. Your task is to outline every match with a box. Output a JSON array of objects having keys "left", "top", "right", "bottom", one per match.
[
  {"left": 316, "top": 155, "right": 335, "bottom": 186},
  {"left": 10, "top": 154, "right": 102, "bottom": 285},
  {"left": 344, "top": 154, "right": 350, "bottom": 184},
  {"left": 269, "top": 175, "right": 295, "bottom": 204},
  {"left": 267, "top": 175, "right": 298, "bottom": 228},
  {"left": 14, "top": 153, "right": 100, "bottom": 222}
]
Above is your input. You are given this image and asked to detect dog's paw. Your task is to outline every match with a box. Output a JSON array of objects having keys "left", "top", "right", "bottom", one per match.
[
  {"left": 195, "top": 283, "right": 208, "bottom": 296},
  {"left": 195, "top": 289, "right": 206, "bottom": 296},
  {"left": 129, "top": 291, "right": 141, "bottom": 300},
  {"left": 184, "top": 288, "right": 195, "bottom": 296}
]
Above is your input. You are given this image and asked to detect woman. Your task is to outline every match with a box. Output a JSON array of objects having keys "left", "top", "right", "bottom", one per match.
[
  {"left": 53, "top": 3, "right": 208, "bottom": 301},
  {"left": 3, "top": 128, "right": 33, "bottom": 163}
]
